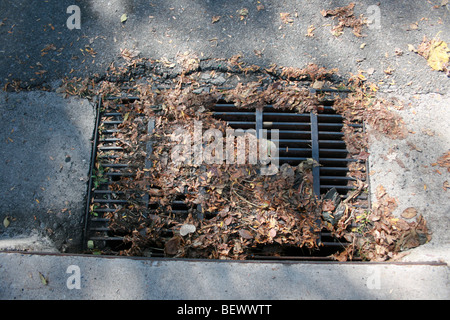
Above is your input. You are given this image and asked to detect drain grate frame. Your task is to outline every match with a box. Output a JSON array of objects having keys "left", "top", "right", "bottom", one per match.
[{"left": 83, "top": 89, "right": 370, "bottom": 260}]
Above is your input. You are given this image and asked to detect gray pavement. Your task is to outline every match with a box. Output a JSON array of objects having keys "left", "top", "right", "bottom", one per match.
[
  {"left": 0, "top": 0, "right": 449, "bottom": 300},
  {"left": 1, "top": 0, "right": 449, "bottom": 95},
  {"left": 0, "top": 252, "right": 448, "bottom": 300},
  {"left": 0, "top": 91, "right": 95, "bottom": 252}
]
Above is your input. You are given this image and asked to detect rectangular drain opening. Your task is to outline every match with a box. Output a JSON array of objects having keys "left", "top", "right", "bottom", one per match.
[{"left": 84, "top": 91, "right": 369, "bottom": 260}]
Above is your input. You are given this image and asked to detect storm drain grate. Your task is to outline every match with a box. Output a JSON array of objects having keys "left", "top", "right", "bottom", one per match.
[
  {"left": 84, "top": 91, "right": 369, "bottom": 259},
  {"left": 210, "top": 100, "right": 364, "bottom": 197}
]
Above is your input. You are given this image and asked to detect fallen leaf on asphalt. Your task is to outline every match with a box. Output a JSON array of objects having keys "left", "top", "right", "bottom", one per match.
[
  {"left": 401, "top": 207, "right": 418, "bottom": 219},
  {"left": 394, "top": 48, "right": 403, "bottom": 56},
  {"left": 306, "top": 25, "right": 315, "bottom": 37},
  {"left": 384, "top": 66, "right": 395, "bottom": 75},
  {"left": 408, "top": 44, "right": 417, "bottom": 52},
  {"left": 212, "top": 16, "right": 221, "bottom": 23},
  {"left": 409, "top": 22, "right": 419, "bottom": 30},
  {"left": 417, "top": 37, "right": 450, "bottom": 72},
  {"left": 444, "top": 180, "right": 450, "bottom": 191},
  {"left": 3, "top": 217, "right": 10, "bottom": 228},
  {"left": 120, "top": 14, "right": 128, "bottom": 23},
  {"left": 280, "top": 13, "right": 293, "bottom": 24},
  {"left": 238, "top": 8, "right": 248, "bottom": 20},
  {"left": 427, "top": 40, "right": 449, "bottom": 71},
  {"left": 437, "top": 151, "right": 450, "bottom": 172},
  {"left": 254, "top": 49, "right": 263, "bottom": 57}
]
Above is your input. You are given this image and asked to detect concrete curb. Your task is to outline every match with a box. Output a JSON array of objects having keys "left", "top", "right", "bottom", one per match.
[{"left": 0, "top": 252, "right": 448, "bottom": 300}]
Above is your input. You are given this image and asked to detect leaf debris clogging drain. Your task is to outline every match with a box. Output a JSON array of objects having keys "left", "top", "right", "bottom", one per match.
[{"left": 83, "top": 89, "right": 369, "bottom": 260}]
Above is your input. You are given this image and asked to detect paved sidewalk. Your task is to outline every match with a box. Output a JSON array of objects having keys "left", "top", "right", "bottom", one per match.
[{"left": 0, "top": 252, "right": 448, "bottom": 300}]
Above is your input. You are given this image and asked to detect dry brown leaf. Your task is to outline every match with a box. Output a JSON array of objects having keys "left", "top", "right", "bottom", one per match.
[
  {"left": 238, "top": 8, "right": 248, "bottom": 20},
  {"left": 239, "top": 229, "right": 253, "bottom": 239},
  {"left": 443, "top": 180, "right": 449, "bottom": 191},
  {"left": 322, "top": 199, "right": 336, "bottom": 212},
  {"left": 384, "top": 66, "right": 395, "bottom": 75},
  {"left": 165, "top": 236, "right": 182, "bottom": 255},
  {"left": 224, "top": 216, "right": 233, "bottom": 226},
  {"left": 306, "top": 25, "right": 315, "bottom": 37},
  {"left": 401, "top": 207, "right": 418, "bottom": 219},
  {"left": 280, "top": 12, "right": 294, "bottom": 24},
  {"left": 269, "top": 228, "right": 277, "bottom": 238},
  {"left": 212, "top": 16, "right": 221, "bottom": 23},
  {"left": 437, "top": 151, "right": 450, "bottom": 171},
  {"left": 408, "top": 44, "right": 417, "bottom": 52}
]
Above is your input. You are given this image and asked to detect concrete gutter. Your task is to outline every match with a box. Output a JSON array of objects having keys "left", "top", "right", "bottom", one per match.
[{"left": 0, "top": 252, "right": 448, "bottom": 300}]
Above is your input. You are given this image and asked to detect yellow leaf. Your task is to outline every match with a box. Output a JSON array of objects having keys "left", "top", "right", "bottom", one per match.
[
  {"left": 427, "top": 40, "right": 449, "bottom": 71},
  {"left": 39, "top": 272, "right": 48, "bottom": 285},
  {"left": 3, "top": 217, "right": 10, "bottom": 228}
]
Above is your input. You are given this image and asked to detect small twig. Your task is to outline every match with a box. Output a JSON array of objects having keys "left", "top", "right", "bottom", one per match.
[{"left": 232, "top": 189, "right": 263, "bottom": 208}]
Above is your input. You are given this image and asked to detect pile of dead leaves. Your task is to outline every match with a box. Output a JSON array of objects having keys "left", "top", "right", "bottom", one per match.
[
  {"left": 333, "top": 185, "right": 431, "bottom": 261},
  {"left": 76, "top": 56, "right": 432, "bottom": 261},
  {"left": 321, "top": 2, "right": 367, "bottom": 37},
  {"left": 223, "top": 81, "right": 321, "bottom": 112},
  {"left": 333, "top": 86, "right": 408, "bottom": 141},
  {"left": 106, "top": 87, "right": 324, "bottom": 259}
]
